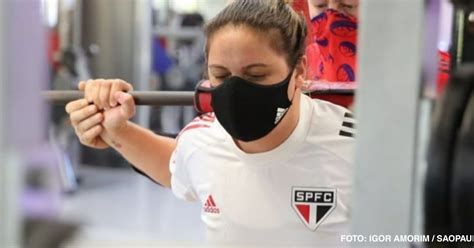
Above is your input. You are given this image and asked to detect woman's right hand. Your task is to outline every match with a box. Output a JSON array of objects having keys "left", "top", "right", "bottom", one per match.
[
  {"left": 65, "top": 79, "right": 136, "bottom": 148},
  {"left": 78, "top": 79, "right": 136, "bottom": 133},
  {"left": 65, "top": 99, "right": 108, "bottom": 149}
]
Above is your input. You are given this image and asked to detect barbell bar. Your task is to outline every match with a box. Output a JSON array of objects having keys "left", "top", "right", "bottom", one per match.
[
  {"left": 42, "top": 89, "right": 355, "bottom": 106},
  {"left": 42, "top": 78, "right": 357, "bottom": 107},
  {"left": 42, "top": 90, "right": 196, "bottom": 106}
]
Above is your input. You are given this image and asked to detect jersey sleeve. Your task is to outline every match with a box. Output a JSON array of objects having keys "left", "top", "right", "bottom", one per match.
[
  {"left": 313, "top": 98, "right": 356, "bottom": 164},
  {"left": 336, "top": 110, "right": 356, "bottom": 163},
  {"left": 169, "top": 134, "right": 199, "bottom": 202},
  {"left": 170, "top": 113, "right": 216, "bottom": 202}
]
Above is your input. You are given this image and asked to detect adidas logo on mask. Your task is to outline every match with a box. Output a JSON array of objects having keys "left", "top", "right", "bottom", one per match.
[{"left": 275, "top": 107, "right": 289, "bottom": 124}]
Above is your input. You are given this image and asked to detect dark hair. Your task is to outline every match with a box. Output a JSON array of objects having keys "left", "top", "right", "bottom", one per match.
[{"left": 204, "top": 0, "right": 307, "bottom": 68}]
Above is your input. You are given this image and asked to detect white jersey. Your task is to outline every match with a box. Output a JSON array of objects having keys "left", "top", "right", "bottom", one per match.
[{"left": 170, "top": 95, "right": 355, "bottom": 247}]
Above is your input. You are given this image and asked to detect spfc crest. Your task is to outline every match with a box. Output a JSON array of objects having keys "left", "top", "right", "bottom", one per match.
[{"left": 291, "top": 187, "right": 336, "bottom": 231}]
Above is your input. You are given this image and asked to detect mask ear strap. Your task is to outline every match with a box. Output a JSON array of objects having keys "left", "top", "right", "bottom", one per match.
[
  {"left": 302, "top": 80, "right": 312, "bottom": 97},
  {"left": 288, "top": 69, "right": 299, "bottom": 102}
]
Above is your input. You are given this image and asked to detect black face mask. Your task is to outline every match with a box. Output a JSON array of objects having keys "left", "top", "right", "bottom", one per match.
[{"left": 211, "top": 72, "right": 294, "bottom": 142}]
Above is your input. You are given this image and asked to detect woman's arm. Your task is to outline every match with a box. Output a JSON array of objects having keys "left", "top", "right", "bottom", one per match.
[{"left": 100, "top": 121, "right": 176, "bottom": 187}]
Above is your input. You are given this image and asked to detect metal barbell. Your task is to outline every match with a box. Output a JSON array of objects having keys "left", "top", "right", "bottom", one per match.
[
  {"left": 42, "top": 89, "right": 354, "bottom": 106},
  {"left": 42, "top": 90, "right": 196, "bottom": 106}
]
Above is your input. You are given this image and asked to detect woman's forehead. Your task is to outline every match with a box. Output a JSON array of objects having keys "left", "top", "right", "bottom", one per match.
[
  {"left": 207, "top": 26, "right": 286, "bottom": 68},
  {"left": 340, "top": 0, "right": 359, "bottom": 5},
  {"left": 310, "top": 0, "right": 359, "bottom": 5},
  {"left": 310, "top": 0, "right": 329, "bottom": 4}
]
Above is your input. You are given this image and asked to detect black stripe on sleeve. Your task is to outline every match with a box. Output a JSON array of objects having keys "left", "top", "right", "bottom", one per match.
[
  {"left": 344, "top": 112, "right": 354, "bottom": 119},
  {"left": 339, "top": 130, "right": 354, "bottom": 138},
  {"left": 342, "top": 122, "right": 355, "bottom": 129}
]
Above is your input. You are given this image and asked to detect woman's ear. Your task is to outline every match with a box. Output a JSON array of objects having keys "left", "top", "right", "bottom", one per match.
[{"left": 294, "top": 55, "right": 307, "bottom": 90}]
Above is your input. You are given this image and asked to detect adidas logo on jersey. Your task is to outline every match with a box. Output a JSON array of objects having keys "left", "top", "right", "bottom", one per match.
[
  {"left": 275, "top": 107, "right": 289, "bottom": 124},
  {"left": 203, "top": 195, "right": 220, "bottom": 214}
]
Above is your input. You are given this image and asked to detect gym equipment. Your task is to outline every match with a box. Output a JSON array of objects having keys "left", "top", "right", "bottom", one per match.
[
  {"left": 424, "top": 1, "right": 474, "bottom": 244},
  {"left": 450, "top": 65, "right": 474, "bottom": 240},
  {"left": 42, "top": 90, "right": 196, "bottom": 106},
  {"left": 42, "top": 80, "right": 356, "bottom": 111},
  {"left": 424, "top": 64, "right": 474, "bottom": 246}
]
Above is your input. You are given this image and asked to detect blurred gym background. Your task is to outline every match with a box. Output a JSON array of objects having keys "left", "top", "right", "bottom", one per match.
[
  {"left": 2, "top": 0, "right": 232, "bottom": 246},
  {"left": 1, "top": 0, "right": 473, "bottom": 247}
]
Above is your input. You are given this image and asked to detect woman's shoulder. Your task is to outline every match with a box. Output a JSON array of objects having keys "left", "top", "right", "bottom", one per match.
[
  {"left": 304, "top": 97, "right": 356, "bottom": 164},
  {"left": 177, "top": 113, "right": 216, "bottom": 137},
  {"left": 175, "top": 112, "right": 226, "bottom": 152},
  {"left": 308, "top": 97, "right": 353, "bottom": 121},
  {"left": 306, "top": 97, "right": 355, "bottom": 133}
]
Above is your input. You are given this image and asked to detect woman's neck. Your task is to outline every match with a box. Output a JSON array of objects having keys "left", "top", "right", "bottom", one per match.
[{"left": 235, "top": 90, "right": 302, "bottom": 154}]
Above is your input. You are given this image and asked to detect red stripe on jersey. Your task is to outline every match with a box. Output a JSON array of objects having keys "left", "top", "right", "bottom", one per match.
[
  {"left": 177, "top": 123, "right": 210, "bottom": 140},
  {"left": 190, "top": 114, "right": 215, "bottom": 123},
  {"left": 181, "top": 123, "right": 210, "bottom": 132},
  {"left": 200, "top": 117, "right": 214, "bottom": 122},
  {"left": 189, "top": 119, "right": 212, "bottom": 125},
  {"left": 205, "top": 199, "right": 211, "bottom": 207},
  {"left": 176, "top": 113, "right": 215, "bottom": 140},
  {"left": 200, "top": 114, "right": 215, "bottom": 121}
]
